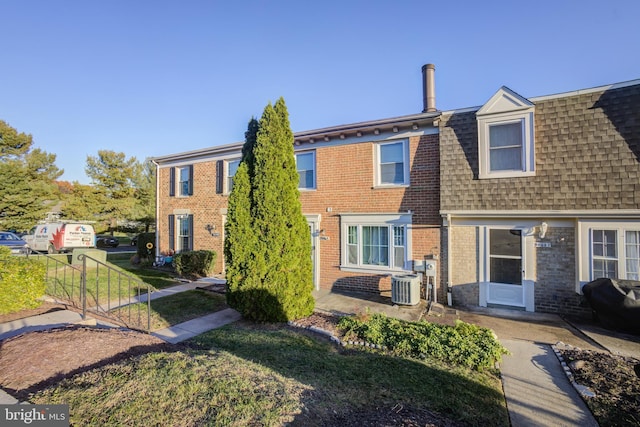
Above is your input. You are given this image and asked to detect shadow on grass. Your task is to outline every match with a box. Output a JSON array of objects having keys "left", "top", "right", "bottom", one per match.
[{"left": 189, "top": 322, "right": 509, "bottom": 426}]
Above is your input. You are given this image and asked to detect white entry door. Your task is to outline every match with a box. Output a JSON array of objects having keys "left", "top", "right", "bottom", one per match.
[{"left": 486, "top": 228, "right": 526, "bottom": 307}]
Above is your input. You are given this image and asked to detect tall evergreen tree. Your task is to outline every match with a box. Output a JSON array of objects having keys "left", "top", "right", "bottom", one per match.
[
  {"left": 0, "top": 120, "right": 62, "bottom": 230},
  {"left": 225, "top": 100, "right": 314, "bottom": 321}
]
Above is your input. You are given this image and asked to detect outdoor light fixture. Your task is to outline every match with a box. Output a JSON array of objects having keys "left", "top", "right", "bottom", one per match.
[
  {"left": 539, "top": 222, "right": 548, "bottom": 239},
  {"left": 205, "top": 224, "right": 216, "bottom": 236}
]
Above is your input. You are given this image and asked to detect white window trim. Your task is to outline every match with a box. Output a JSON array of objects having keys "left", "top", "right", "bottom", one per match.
[
  {"left": 578, "top": 220, "right": 640, "bottom": 288},
  {"left": 177, "top": 166, "right": 191, "bottom": 197},
  {"left": 296, "top": 150, "right": 316, "bottom": 191},
  {"left": 478, "top": 110, "right": 535, "bottom": 179},
  {"left": 225, "top": 158, "right": 241, "bottom": 195},
  {"left": 373, "top": 139, "right": 410, "bottom": 188},
  {"left": 340, "top": 213, "right": 412, "bottom": 274}
]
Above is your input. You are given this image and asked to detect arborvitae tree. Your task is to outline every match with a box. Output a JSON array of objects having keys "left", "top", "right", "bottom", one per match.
[
  {"left": 225, "top": 119, "right": 260, "bottom": 310},
  {"left": 225, "top": 100, "right": 314, "bottom": 321}
]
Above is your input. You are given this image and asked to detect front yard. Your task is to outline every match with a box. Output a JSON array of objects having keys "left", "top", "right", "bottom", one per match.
[{"left": 23, "top": 322, "right": 509, "bottom": 426}]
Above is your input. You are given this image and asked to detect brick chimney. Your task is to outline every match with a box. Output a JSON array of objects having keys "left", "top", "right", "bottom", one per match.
[{"left": 422, "top": 63, "right": 436, "bottom": 113}]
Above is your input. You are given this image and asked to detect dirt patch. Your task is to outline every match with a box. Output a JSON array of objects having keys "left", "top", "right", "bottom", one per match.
[
  {"left": 0, "top": 326, "right": 170, "bottom": 401},
  {"left": 558, "top": 347, "right": 640, "bottom": 426}
]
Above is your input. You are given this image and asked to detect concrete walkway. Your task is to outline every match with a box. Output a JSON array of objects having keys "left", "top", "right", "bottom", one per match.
[{"left": 501, "top": 339, "right": 599, "bottom": 427}]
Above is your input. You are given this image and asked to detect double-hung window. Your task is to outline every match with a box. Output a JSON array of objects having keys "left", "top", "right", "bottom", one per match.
[
  {"left": 227, "top": 159, "right": 240, "bottom": 193},
  {"left": 169, "top": 165, "right": 193, "bottom": 197},
  {"left": 296, "top": 151, "right": 315, "bottom": 190},
  {"left": 581, "top": 223, "right": 640, "bottom": 283},
  {"left": 168, "top": 213, "right": 193, "bottom": 253},
  {"left": 476, "top": 87, "right": 535, "bottom": 179},
  {"left": 376, "top": 140, "right": 409, "bottom": 186},
  {"left": 488, "top": 121, "right": 524, "bottom": 172},
  {"left": 341, "top": 214, "right": 411, "bottom": 272},
  {"left": 591, "top": 229, "right": 618, "bottom": 279}
]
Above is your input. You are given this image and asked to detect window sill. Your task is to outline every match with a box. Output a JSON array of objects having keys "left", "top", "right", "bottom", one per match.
[
  {"left": 478, "top": 171, "right": 535, "bottom": 180},
  {"left": 340, "top": 265, "right": 411, "bottom": 275},
  {"left": 372, "top": 184, "right": 410, "bottom": 190}
]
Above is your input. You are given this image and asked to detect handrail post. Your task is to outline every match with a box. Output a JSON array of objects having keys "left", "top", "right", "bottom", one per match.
[{"left": 81, "top": 254, "right": 87, "bottom": 320}]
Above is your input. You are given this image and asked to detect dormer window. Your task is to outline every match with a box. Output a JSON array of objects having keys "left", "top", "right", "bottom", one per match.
[{"left": 477, "top": 87, "right": 535, "bottom": 179}]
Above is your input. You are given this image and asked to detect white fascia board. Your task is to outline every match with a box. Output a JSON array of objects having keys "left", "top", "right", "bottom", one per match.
[
  {"left": 530, "top": 79, "right": 640, "bottom": 102},
  {"left": 441, "top": 209, "right": 640, "bottom": 220}
]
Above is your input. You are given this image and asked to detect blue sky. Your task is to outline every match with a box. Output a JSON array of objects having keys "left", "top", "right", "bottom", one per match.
[{"left": 2, "top": 1, "right": 639, "bottom": 184}]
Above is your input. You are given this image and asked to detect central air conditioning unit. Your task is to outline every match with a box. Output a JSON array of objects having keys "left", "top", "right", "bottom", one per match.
[{"left": 391, "top": 274, "right": 421, "bottom": 305}]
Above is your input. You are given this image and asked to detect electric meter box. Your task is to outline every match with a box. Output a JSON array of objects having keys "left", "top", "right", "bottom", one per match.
[{"left": 424, "top": 260, "right": 437, "bottom": 277}]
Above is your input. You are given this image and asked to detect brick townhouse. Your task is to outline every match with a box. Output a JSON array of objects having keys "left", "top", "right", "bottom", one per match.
[
  {"left": 150, "top": 64, "right": 442, "bottom": 298},
  {"left": 440, "top": 79, "right": 640, "bottom": 317},
  {"left": 151, "top": 65, "right": 640, "bottom": 317}
]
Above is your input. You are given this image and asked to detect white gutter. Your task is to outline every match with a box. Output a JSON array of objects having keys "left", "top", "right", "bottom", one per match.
[
  {"left": 446, "top": 213, "right": 452, "bottom": 307},
  {"left": 440, "top": 209, "right": 640, "bottom": 219}
]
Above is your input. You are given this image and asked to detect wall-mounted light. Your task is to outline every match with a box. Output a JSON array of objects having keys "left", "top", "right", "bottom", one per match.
[
  {"left": 412, "top": 123, "right": 419, "bottom": 130},
  {"left": 539, "top": 222, "right": 548, "bottom": 239},
  {"left": 324, "top": 136, "right": 330, "bottom": 142},
  {"left": 205, "top": 224, "right": 219, "bottom": 237}
]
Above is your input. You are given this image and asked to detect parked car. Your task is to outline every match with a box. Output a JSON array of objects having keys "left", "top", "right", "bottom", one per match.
[
  {"left": 96, "top": 235, "right": 120, "bottom": 248},
  {"left": 0, "top": 231, "right": 30, "bottom": 255},
  {"left": 130, "top": 234, "right": 138, "bottom": 246}
]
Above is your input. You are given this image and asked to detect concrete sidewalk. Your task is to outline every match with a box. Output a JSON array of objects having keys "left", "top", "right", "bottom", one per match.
[{"left": 501, "top": 339, "right": 598, "bottom": 427}]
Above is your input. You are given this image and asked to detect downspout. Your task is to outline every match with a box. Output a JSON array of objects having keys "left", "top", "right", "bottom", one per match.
[
  {"left": 446, "top": 213, "right": 453, "bottom": 306},
  {"left": 151, "top": 159, "right": 160, "bottom": 260}
]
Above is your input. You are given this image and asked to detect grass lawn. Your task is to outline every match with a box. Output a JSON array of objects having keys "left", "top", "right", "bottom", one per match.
[
  {"left": 107, "top": 253, "right": 179, "bottom": 289},
  {"left": 110, "top": 289, "right": 227, "bottom": 330},
  {"left": 31, "top": 322, "right": 509, "bottom": 426}
]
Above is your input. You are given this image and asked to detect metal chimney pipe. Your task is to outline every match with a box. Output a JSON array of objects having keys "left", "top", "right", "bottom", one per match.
[{"left": 422, "top": 63, "right": 436, "bottom": 113}]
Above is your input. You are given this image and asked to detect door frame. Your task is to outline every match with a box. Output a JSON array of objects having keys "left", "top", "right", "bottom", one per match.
[
  {"left": 479, "top": 225, "right": 535, "bottom": 311},
  {"left": 305, "top": 214, "right": 321, "bottom": 291}
]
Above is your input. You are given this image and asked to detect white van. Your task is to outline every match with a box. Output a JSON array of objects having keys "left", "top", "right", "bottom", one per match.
[{"left": 24, "top": 222, "right": 96, "bottom": 254}]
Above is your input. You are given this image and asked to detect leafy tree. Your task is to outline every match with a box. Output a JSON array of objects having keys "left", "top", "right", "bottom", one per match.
[
  {"left": 0, "top": 120, "right": 62, "bottom": 231},
  {"left": 85, "top": 150, "right": 138, "bottom": 232},
  {"left": 225, "top": 99, "right": 314, "bottom": 321},
  {"left": 131, "top": 159, "right": 156, "bottom": 232},
  {"left": 61, "top": 182, "right": 105, "bottom": 222}
]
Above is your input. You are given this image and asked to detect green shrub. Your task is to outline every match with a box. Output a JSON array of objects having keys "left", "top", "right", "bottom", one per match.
[
  {"left": 338, "top": 313, "right": 509, "bottom": 371},
  {"left": 0, "top": 247, "right": 46, "bottom": 314},
  {"left": 174, "top": 250, "right": 216, "bottom": 279},
  {"left": 136, "top": 232, "right": 156, "bottom": 261}
]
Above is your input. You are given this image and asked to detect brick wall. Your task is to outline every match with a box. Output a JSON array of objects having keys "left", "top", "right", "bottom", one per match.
[
  {"left": 299, "top": 133, "right": 441, "bottom": 293},
  {"left": 157, "top": 162, "right": 228, "bottom": 274},
  {"left": 448, "top": 226, "right": 479, "bottom": 307},
  {"left": 534, "top": 227, "right": 591, "bottom": 318},
  {"left": 156, "top": 132, "right": 442, "bottom": 294}
]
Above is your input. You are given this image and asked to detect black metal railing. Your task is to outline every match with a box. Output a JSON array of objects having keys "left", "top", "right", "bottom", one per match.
[{"left": 40, "top": 253, "right": 155, "bottom": 332}]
